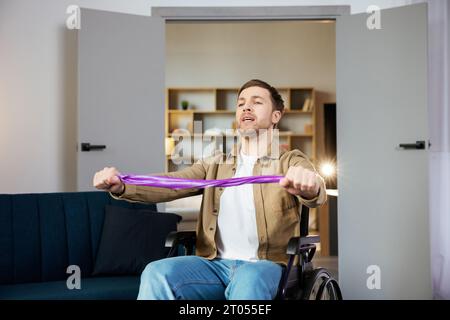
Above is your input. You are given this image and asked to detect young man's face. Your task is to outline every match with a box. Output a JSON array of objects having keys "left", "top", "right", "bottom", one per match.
[{"left": 236, "top": 86, "right": 281, "bottom": 133}]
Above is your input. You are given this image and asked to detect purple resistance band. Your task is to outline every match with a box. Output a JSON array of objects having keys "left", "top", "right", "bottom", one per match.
[{"left": 119, "top": 174, "right": 284, "bottom": 189}]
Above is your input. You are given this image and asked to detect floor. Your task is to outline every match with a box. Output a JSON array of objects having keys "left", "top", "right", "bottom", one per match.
[{"left": 313, "top": 254, "right": 339, "bottom": 280}]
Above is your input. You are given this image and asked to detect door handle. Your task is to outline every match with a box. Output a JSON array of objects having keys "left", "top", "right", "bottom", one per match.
[
  {"left": 398, "top": 140, "right": 426, "bottom": 150},
  {"left": 81, "top": 143, "right": 106, "bottom": 152}
]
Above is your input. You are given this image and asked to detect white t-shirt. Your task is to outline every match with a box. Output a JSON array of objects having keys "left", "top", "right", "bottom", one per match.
[{"left": 215, "top": 152, "right": 259, "bottom": 261}]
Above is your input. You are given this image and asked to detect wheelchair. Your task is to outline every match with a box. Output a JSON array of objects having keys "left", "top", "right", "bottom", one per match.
[{"left": 165, "top": 205, "right": 343, "bottom": 300}]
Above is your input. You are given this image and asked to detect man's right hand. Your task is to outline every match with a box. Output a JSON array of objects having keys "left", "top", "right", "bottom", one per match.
[{"left": 93, "top": 167, "right": 124, "bottom": 194}]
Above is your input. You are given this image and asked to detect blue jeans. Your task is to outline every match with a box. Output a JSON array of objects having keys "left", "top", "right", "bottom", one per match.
[{"left": 137, "top": 256, "right": 283, "bottom": 300}]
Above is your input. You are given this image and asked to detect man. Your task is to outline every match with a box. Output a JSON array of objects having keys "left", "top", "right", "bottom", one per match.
[{"left": 93, "top": 79, "right": 327, "bottom": 300}]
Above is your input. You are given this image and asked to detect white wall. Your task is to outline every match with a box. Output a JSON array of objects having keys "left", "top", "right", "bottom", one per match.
[
  {"left": 0, "top": 0, "right": 418, "bottom": 193},
  {"left": 0, "top": 0, "right": 78, "bottom": 193},
  {"left": 166, "top": 20, "right": 335, "bottom": 93}
]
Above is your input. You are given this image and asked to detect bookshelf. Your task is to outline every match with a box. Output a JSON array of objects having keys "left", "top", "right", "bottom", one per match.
[{"left": 165, "top": 87, "right": 316, "bottom": 172}]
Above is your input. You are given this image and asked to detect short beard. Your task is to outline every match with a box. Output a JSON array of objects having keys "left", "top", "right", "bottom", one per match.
[{"left": 238, "top": 127, "right": 258, "bottom": 137}]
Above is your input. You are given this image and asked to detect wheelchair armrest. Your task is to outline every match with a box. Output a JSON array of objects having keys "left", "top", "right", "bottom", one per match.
[
  {"left": 165, "top": 231, "right": 197, "bottom": 249},
  {"left": 286, "top": 235, "right": 320, "bottom": 255}
]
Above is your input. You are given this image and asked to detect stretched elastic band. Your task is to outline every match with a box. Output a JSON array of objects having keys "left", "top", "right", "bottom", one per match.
[{"left": 119, "top": 174, "right": 283, "bottom": 189}]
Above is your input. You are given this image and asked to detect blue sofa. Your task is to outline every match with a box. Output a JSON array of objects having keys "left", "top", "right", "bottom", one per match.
[{"left": 0, "top": 191, "right": 165, "bottom": 300}]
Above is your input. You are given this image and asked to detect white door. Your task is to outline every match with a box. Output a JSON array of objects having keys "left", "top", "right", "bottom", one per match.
[
  {"left": 77, "top": 9, "right": 165, "bottom": 191},
  {"left": 337, "top": 3, "right": 431, "bottom": 299}
]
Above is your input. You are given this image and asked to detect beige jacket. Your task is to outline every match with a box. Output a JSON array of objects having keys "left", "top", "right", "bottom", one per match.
[{"left": 111, "top": 146, "right": 326, "bottom": 265}]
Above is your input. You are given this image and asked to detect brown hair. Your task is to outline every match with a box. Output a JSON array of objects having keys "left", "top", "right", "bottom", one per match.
[{"left": 238, "top": 79, "right": 285, "bottom": 113}]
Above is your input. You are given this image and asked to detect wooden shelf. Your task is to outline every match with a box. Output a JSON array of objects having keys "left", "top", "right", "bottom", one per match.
[
  {"left": 168, "top": 109, "right": 194, "bottom": 113},
  {"left": 168, "top": 133, "right": 237, "bottom": 137},
  {"left": 291, "top": 133, "right": 314, "bottom": 137},
  {"left": 194, "top": 110, "right": 235, "bottom": 114},
  {"left": 168, "top": 109, "right": 235, "bottom": 114},
  {"left": 284, "top": 110, "right": 313, "bottom": 114},
  {"left": 167, "top": 131, "right": 311, "bottom": 137}
]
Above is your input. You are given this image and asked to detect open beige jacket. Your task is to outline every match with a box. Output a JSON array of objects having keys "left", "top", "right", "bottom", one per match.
[{"left": 111, "top": 146, "right": 326, "bottom": 265}]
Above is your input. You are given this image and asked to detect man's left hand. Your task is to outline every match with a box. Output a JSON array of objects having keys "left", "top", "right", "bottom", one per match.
[{"left": 279, "top": 166, "right": 322, "bottom": 199}]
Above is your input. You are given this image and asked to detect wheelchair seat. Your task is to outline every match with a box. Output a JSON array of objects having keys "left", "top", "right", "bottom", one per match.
[{"left": 165, "top": 205, "right": 342, "bottom": 300}]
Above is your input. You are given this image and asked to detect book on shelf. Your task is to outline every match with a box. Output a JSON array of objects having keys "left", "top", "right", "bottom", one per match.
[{"left": 302, "top": 98, "right": 312, "bottom": 111}]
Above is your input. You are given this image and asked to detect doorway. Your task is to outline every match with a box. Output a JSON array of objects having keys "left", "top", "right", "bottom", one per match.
[{"left": 163, "top": 18, "right": 339, "bottom": 278}]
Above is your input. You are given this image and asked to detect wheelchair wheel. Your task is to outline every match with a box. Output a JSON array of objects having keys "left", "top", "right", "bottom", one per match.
[{"left": 301, "top": 268, "right": 342, "bottom": 300}]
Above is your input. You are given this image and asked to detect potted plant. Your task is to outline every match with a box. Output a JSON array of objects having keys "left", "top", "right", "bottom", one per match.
[{"left": 181, "top": 100, "right": 189, "bottom": 110}]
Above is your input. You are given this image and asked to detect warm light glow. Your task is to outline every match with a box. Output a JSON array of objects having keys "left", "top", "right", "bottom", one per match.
[{"left": 320, "top": 162, "right": 335, "bottom": 177}]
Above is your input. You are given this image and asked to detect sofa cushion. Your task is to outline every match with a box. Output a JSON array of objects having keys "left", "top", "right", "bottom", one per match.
[
  {"left": 92, "top": 205, "right": 181, "bottom": 276},
  {"left": 0, "top": 276, "right": 140, "bottom": 300}
]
